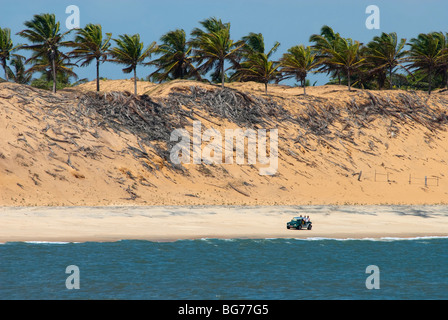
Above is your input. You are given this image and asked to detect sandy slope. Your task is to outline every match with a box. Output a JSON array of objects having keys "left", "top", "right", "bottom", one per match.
[{"left": 1, "top": 80, "right": 448, "bottom": 207}]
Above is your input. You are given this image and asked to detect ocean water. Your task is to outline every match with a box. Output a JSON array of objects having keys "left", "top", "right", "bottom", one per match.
[{"left": 1, "top": 237, "right": 447, "bottom": 300}]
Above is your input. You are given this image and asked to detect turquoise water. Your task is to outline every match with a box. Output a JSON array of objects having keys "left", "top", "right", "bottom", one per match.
[{"left": 1, "top": 237, "right": 447, "bottom": 300}]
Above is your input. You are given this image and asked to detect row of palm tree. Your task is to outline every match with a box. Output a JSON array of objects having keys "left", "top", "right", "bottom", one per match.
[
  {"left": 1, "top": 13, "right": 448, "bottom": 95},
  {"left": 310, "top": 26, "right": 448, "bottom": 94}
]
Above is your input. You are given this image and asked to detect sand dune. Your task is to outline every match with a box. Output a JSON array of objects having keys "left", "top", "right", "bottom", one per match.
[{"left": 1, "top": 80, "right": 448, "bottom": 206}]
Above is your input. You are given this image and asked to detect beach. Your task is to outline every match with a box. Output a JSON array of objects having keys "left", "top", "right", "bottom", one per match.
[{"left": 1, "top": 206, "right": 447, "bottom": 243}]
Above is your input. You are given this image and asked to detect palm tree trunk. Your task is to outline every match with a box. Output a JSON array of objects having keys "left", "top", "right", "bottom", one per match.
[
  {"left": 302, "top": 79, "right": 306, "bottom": 95},
  {"left": 96, "top": 58, "right": 100, "bottom": 92},
  {"left": 265, "top": 82, "right": 268, "bottom": 95},
  {"left": 52, "top": 57, "right": 57, "bottom": 93},
  {"left": 428, "top": 68, "right": 432, "bottom": 95},
  {"left": 389, "top": 67, "right": 393, "bottom": 90},
  {"left": 134, "top": 67, "right": 137, "bottom": 95},
  {"left": 445, "top": 68, "right": 448, "bottom": 89},
  {"left": 1, "top": 58, "right": 8, "bottom": 82},
  {"left": 221, "top": 60, "right": 225, "bottom": 88},
  {"left": 179, "top": 63, "right": 184, "bottom": 79},
  {"left": 347, "top": 70, "right": 351, "bottom": 91}
]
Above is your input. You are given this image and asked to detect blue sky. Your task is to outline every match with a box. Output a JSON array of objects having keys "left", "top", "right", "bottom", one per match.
[{"left": 2, "top": 0, "right": 448, "bottom": 85}]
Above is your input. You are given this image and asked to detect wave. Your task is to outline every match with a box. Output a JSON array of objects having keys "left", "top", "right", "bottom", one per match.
[
  {"left": 177, "top": 236, "right": 448, "bottom": 243},
  {"left": 194, "top": 236, "right": 448, "bottom": 242},
  {"left": 378, "top": 236, "right": 448, "bottom": 241},
  {"left": 23, "top": 241, "right": 79, "bottom": 244},
  {"left": 2, "top": 236, "right": 447, "bottom": 245},
  {"left": 295, "top": 236, "right": 448, "bottom": 242},
  {"left": 157, "top": 236, "right": 448, "bottom": 243}
]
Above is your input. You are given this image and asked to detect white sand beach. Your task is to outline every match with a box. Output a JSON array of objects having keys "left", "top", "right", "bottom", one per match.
[{"left": 1, "top": 206, "right": 447, "bottom": 243}]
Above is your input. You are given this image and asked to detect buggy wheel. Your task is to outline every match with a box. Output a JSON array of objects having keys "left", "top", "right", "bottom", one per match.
[
  {"left": 307, "top": 224, "right": 312, "bottom": 230},
  {"left": 287, "top": 226, "right": 290, "bottom": 229},
  {"left": 297, "top": 225, "right": 302, "bottom": 230}
]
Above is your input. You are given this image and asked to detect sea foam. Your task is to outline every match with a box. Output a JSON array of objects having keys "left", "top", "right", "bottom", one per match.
[
  {"left": 295, "top": 236, "right": 448, "bottom": 242},
  {"left": 23, "top": 241, "right": 77, "bottom": 244}
]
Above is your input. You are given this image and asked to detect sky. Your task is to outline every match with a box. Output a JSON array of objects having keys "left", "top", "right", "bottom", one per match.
[{"left": 2, "top": 0, "right": 448, "bottom": 85}]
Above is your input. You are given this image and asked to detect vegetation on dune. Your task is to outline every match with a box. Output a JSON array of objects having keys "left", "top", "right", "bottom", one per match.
[
  {"left": 190, "top": 17, "right": 244, "bottom": 88},
  {"left": 17, "top": 13, "right": 73, "bottom": 93},
  {"left": 363, "top": 32, "right": 409, "bottom": 89},
  {"left": 309, "top": 25, "right": 343, "bottom": 85},
  {"left": 108, "top": 33, "right": 156, "bottom": 95},
  {"left": 2, "top": 14, "right": 448, "bottom": 94},
  {"left": 407, "top": 32, "right": 448, "bottom": 95},
  {"left": 0, "top": 27, "right": 22, "bottom": 82},
  {"left": 149, "top": 29, "right": 201, "bottom": 83},
  {"left": 231, "top": 32, "right": 282, "bottom": 94},
  {"left": 68, "top": 23, "right": 112, "bottom": 92},
  {"left": 6, "top": 56, "right": 31, "bottom": 84},
  {"left": 280, "top": 45, "right": 319, "bottom": 95}
]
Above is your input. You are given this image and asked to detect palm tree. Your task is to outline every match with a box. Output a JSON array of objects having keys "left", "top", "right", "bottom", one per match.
[
  {"left": 228, "top": 32, "right": 277, "bottom": 77},
  {"left": 108, "top": 33, "right": 156, "bottom": 95},
  {"left": 27, "top": 53, "right": 78, "bottom": 89},
  {"left": 241, "top": 32, "right": 280, "bottom": 57},
  {"left": 68, "top": 24, "right": 112, "bottom": 92},
  {"left": 191, "top": 17, "right": 230, "bottom": 37},
  {"left": 231, "top": 52, "right": 282, "bottom": 94},
  {"left": 431, "top": 31, "right": 448, "bottom": 89},
  {"left": 310, "top": 25, "right": 343, "bottom": 84},
  {"left": 0, "top": 27, "right": 21, "bottom": 82},
  {"left": 324, "top": 37, "right": 365, "bottom": 91},
  {"left": 231, "top": 32, "right": 282, "bottom": 94},
  {"left": 6, "top": 56, "right": 32, "bottom": 84},
  {"left": 280, "top": 45, "right": 318, "bottom": 95},
  {"left": 149, "top": 29, "right": 200, "bottom": 82},
  {"left": 407, "top": 33, "right": 447, "bottom": 94},
  {"left": 365, "top": 32, "right": 409, "bottom": 89},
  {"left": 18, "top": 13, "right": 72, "bottom": 93},
  {"left": 190, "top": 17, "right": 244, "bottom": 88}
]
